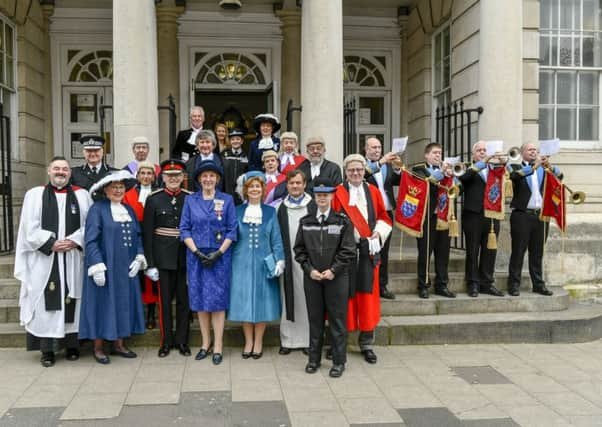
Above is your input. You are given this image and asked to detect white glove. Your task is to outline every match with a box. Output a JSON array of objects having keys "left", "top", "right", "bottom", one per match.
[
  {"left": 128, "top": 260, "right": 142, "bottom": 278},
  {"left": 93, "top": 271, "right": 106, "bottom": 287},
  {"left": 368, "top": 237, "right": 381, "bottom": 256},
  {"left": 145, "top": 267, "right": 159, "bottom": 282},
  {"left": 274, "top": 260, "right": 285, "bottom": 277}
]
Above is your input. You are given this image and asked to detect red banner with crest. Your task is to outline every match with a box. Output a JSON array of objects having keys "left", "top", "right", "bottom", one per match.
[
  {"left": 436, "top": 175, "right": 454, "bottom": 230},
  {"left": 483, "top": 166, "right": 506, "bottom": 220},
  {"left": 540, "top": 171, "right": 566, "bottom": 233},
  {"left": 395, "top": 169, "right": 430, "bottom": 237}
]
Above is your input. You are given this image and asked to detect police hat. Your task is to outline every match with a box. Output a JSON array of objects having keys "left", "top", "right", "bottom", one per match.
[
  {"left": 80, "top": 135, "right": 105, "bottom": 150},
  {"left": 193, "top": 160, "right": 223, "bottom": 182},
  {"left": 253, "top": 113, "right": 281, "bottom": 134},
  {"left": 160, "top": 159, "right": 186, "bottom": 175},
  {"left": 229, "top": 128, "right": 245, "bottom": 138},
  {"left": 312, "top": 177, "right": 336, "bottom": 193}
]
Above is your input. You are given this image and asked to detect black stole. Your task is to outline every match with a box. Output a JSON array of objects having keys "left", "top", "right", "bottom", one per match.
[
  {"left": 342, "top": 182, "right": 378, "bottom": 296},
  {"left": 41, "top": 184, "right": 80, "bottom": 323}
]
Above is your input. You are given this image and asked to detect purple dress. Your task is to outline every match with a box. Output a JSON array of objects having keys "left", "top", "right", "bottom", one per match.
[{"left": 180, "top": 191, "right": 237, "bottom": 312}]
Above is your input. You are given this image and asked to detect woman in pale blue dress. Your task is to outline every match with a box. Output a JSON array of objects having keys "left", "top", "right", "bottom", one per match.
[{"left": 228, "top": 172, "right": 285, "bottom": 359}]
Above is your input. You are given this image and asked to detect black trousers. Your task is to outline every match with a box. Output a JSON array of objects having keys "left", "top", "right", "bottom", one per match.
[
  {"left": 39, "top": 333, "right": 79, "bottom": 353},
  {"left": 416, "top": 214, "right": 450, "bottom": 289},
  {"left": 463, "top": 211, "right": 499, "bottom": 290},
  {"left": 508, "top": 210, "right": 549, "bottom": 290},
  {"left": 304, "top": 277, "right": 348, "bottom": 365},
  {"left": 158, "top": 268, "right": 190, "bottom": 347},
  {"left": 378, "top": 210, "right": 394, "bottom": 291}
]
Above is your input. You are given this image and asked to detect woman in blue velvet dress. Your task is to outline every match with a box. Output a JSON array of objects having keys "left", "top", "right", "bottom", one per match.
[
  {"left": 79, "top": 170, "right": 147, "bottom": 364},
  {"left": 181, "top": 160, "right": 237, "bottom": 365},
  {"left": 228, "top": 172, "right": 285, "bottom": 359}
]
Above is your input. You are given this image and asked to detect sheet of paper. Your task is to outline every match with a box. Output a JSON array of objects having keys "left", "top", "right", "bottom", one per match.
[
  {"left": 539, "top": 138, "right": 560, "bottom": 157},
  {"left": 392, "top": 137, "right": 408, "bottom": 154},
  {"left": 486, "top": 140, "right": 504, "bottom": 156},
  {"left": 444, "top": 156, "right": 460, "bottom": 165}
]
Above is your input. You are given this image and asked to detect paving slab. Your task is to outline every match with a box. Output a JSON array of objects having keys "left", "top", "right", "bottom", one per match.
[
  {"left": 397, "top": 407, "right": 463, "bottom": 427},
  {"left": 289, "top": 410, "right": 348, "bottom": 427},
  {"left": 11, "top": 383, "right": 79, "bottom": 408},
  {"left": 59, "top": 392, "right": 126, "bottom": 420},
  {"left": 125, "top": 381, "right": 181, "bottom": 405},
  {"left": 451, "top": 366, "right": 512, "bottom": 385},
  {"left": 338, "top": 396, "right": 404, "bottom": 425}
]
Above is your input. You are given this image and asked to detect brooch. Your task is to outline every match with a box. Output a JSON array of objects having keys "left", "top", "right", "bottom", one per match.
[{"left": 214, "top": 199, "right": 224, "bottom": 221}]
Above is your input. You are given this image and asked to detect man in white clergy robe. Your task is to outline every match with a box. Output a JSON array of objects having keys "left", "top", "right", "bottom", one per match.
[
  {"left": 14, "top": 156, "right": 92, "bottom": 367},
  {"left": 276, "top": 169, "right": 315, "bottom": 354}
]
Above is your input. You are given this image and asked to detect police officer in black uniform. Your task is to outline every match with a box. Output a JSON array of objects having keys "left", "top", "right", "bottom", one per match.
[
  {"left": 70, "top": 136, "right": 117, "bottom": 198},
  {"left": 220, "top": 128, "right": 249, "bottom": 205},
  {"left": 143, "top": 159, "right": 192, "bottom": 357},
  {"left": 293, "top": 177, "right": 356, "bottom": 378}
]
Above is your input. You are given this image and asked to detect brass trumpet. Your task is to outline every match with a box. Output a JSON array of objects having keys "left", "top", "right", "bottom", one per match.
[
  {"left": 434, "top": 182, "right": 460, "bottom": 199},
  {"left": 453, "top": 163, "right": 468, "bottom": 177},
  {"left": 565, "top": 185, "right": 586, "bottom": 205},
  {"left": 487, "top": 146, "right": 521, "bottom": 164}
]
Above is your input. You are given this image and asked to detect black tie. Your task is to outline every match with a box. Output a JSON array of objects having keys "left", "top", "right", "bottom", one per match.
[
  {"left": 91, "top": 166, "right": 97, "bottom": 174},
  {"left": 319, "top": 214, "right": 325, "bottom": 224}
]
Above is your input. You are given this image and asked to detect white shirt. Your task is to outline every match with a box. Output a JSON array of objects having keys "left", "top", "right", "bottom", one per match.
[
  {"left": 186, "top": 127, "right": 202, "bottom": 146},
  {"left": 316, "top": 208, "right": 330, "bottom": 223},
  {"left": 242, "top": 202, "right": 263, "bottom": 224},
  {"left": 110, "top": 202, "right": 132, "bottom": 222},
  {"left": 527, "top": 170, "right": 543, "bottom": 209},
  {"left": 310, "top": 161, "right": 323, "bottom": 179},
  {"left": 371, "top": 168, "right": 393, "bottom": 211}
]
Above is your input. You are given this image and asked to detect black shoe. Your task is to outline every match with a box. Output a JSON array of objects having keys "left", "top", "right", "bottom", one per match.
[
  {"left": 41, "top": 352, "right": 55, "bottom": 367},
  {"left": 251, "top": 351, "right": 263, "bottom": 360},
  {"left": 434, "top": 286, "right": 456, "bottom": 298},
  {"left": 533, "top": 286, "right": 553, "bottom": 296},
  {"left": 177, "top": 344, "right": 191, "bottom": 357},
  {"left": 94, "top": 352, "right": 111, "bottom": 365},
  {"left": 242, "top": 350, "right": 252, "bottom": 359},
  {"left": 481, "top": 285, "right": 504, "bottom": 297},
  {"left": 325, "top": 347, "right": 333, "bottom": 360},
  {"left": 305, "top": 362, "right": 320, "bottom": 373},
  {"left": 508, "top": 286, "right": 520, "bottom": 296},
  {"left": 279, "top": 347, "right": 291, "bottom": 355},
  {"left": 195, "top": 347, "right": 212, "bottom": 360},
  {"left": 418, "top": 287, "right": 429, "bottom": 299},
  {"left": 65, "top": 348, "right": 80, "bottom": 361},
  {"left": 329, "top": 364, "right": 345, "bottom": 378},
  {"left": 467, "top": 284, "right": 479, "bottom": 297},
  {"left": 158, "top": 345, "right": 171, "bottom": 358},
  {"left": 212, "top": 353, "right": 223, "bottom": 365},
  {"left": 380, "top": 288, "right": 396, "bottom": 300},
  {"left": 361, "top": 349, "right": 378, "bottom": 364},
  {"left": 110, "top": 348, "right": 137, "bottom": 358}
]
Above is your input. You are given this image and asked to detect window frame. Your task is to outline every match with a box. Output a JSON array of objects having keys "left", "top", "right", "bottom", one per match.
[
  {"left": 431, "top": 22, "right": 452, "bottom": 143},
  {"left": 0, "top": 14, "right": 17, "bottom": 160}
]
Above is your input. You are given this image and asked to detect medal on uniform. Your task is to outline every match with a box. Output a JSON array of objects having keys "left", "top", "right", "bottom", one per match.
[
  {"left": 70, "top": 203, "right": 78, "bottom": 215},
  {"left": 215, "top": 230, "right": 223, "bottom": 242},
  {"left": 171, "top": 197, "right": 176, "bottom": 205},
  {"left": 214, "top": 199, "right": 224, "bottom": 221}
]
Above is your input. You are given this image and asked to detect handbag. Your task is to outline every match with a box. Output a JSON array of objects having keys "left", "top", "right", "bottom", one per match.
[{"left": 263, "top": 253, "right": 277, "bottom": 279}]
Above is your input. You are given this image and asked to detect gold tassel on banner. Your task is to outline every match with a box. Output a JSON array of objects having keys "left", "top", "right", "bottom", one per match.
[
  {"left": 487, "top": 219, "right": 497, "bottom": 249},
  {"left": 448, "top": 198, "right": 459, "bottom": 237},
  {"left": 504, "top": 170, "right": 513, "bottom": 199}
]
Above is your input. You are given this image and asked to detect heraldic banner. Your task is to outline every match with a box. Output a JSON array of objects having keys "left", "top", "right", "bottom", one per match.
[
  {"left": 395, "top": 169, "right": 429, "bottom": 237},
  {"left": 436, "top": 175, "right": 454, "bottom": 230},
  {"left": 540, "top": 171, "right": 566, "bottom": 233},
  {"left": 483, "top": 166, "right": 506, "bottom": 220}
]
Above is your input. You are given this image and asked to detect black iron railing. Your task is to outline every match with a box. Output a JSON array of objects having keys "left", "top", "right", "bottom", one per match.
[
  {"left": 0, "top": 102, "right": 13, "bottom": 253},
  {"left": 343, "top": 97, "right": 357, "bottom": 157},
  {"left": 435, "top": 101, "right": 483, "bottom": 250}
]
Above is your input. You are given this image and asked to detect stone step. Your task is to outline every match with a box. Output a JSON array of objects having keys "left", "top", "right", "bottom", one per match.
[
  {"left": 0, "top": 299, "right": 19, "bottom": 323},
  {"left": 386, "top": 253, "right": 465, "bottom": 274},
  {"left": 0, "top": 278, "right": 19, "bottom": 299},
  {"left": 0, "top": 300, "right": 600, "bottom": 348},
  {"left": 387, "top": 272, "right": 525, "bottom": 294},
  {"left": 0, "top": 256, "right": 14, "bottom": 279},
  {"left": 380, "top": 289, "right": 569, "bottom": 316}
]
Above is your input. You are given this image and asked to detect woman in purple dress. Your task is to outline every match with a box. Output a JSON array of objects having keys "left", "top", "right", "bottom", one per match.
[{"left": 180, "top": 160, "right": 237, "bottom": 365}]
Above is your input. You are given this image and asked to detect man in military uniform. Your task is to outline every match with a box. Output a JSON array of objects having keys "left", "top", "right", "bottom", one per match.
[
  {"left": 143, "top": 159, "right": 192, "bottom": 357},
  {"left": 70, "top": 135, "right": 117, "bottom": 198},
  {"left": 294, "top": 176, "right": 356, "bottom": 378},
  {"left": 220, "top": 128, "right": 249, "bottom": 205}
]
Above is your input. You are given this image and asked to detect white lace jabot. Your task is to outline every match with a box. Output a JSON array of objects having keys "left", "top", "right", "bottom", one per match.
[
  {"left": 242, "top": 203, "right": 263, "bottom": 224},
  {"left": 111, "top": 202, "right": 132, "bottom": 222}
]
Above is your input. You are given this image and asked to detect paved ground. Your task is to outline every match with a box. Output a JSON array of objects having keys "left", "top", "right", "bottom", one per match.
[{"left": 0, "top": 341, "right": 601, "bottom": 427}]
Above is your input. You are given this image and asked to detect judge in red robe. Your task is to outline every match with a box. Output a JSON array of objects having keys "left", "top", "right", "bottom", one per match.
[{"left": 332, "top": 154, "right": 392, "bottom": 365}]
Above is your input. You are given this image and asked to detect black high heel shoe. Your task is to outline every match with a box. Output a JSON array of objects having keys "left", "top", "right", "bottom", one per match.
[{"left": 251, "top": 351, "right": 263, "bottom": 360}]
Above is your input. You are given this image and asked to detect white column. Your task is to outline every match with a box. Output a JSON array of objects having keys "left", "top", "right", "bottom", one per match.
[
  {"left": 478, "top": 0, "right": 523, "bottom": 148},
  {"left": 301, "top": 0, "right": 344, "bottom": 165},
  {"left": 113, "top": 0, "right": 160, "bottom": 166}
]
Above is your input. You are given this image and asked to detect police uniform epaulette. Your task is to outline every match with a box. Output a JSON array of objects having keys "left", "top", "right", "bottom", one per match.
[{"left": 181, "top": 189, "right": 192, "bottom": 194}]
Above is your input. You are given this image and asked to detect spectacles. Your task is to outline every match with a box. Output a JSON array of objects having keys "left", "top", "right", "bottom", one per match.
[{"left": 346, "top": 168, "right": 364, "bottom": 173}]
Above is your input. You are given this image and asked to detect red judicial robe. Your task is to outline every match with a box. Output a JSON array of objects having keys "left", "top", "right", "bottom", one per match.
[{"left": 332, "top": 182, "right": 392, "bottom": 332}]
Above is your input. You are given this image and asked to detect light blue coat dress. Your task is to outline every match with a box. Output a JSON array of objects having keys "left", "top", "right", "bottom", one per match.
[{"left": 228, "top": 204, "right": 284, "bottom": 323}]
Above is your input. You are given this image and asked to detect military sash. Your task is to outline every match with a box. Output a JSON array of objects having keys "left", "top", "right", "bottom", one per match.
[
  {"left": 540, "top": 171, "right": 566, "bottom": 233},
  {"left": 394, "top": 169, "right": 429, "bottom": 237},
  {"left": 483, "top": 166, "right": 506, "bottom": 220}
]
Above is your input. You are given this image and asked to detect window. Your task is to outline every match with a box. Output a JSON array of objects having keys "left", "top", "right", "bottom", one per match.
[
  {"left": 0, "top": 15, "right": 15, "bottom": 158},
  {"left": 539, "top": 0, "right": 602, "bottom": 141},
  {"left": 433, "top": 25, "right": 451, "bottom": 111}
]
